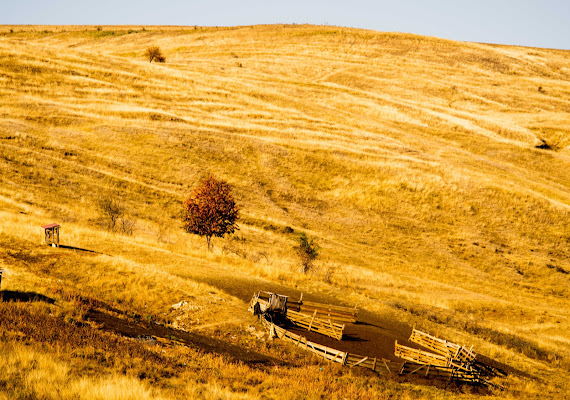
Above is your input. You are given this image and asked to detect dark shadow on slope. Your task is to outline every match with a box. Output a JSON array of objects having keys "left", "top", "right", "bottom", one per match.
[
  {"left": 338, "top": 333, "right": 366, "bottom": 342},
  {"left": 59, "top": 245, "right": 105, "bottom": 255},
  {"left": 87, "top": 309, "right": 281, "bottom": 367},
  {"left": 475, "top": 354, "right": 530, "bottom": 379},
  {"left": 0, "top": 290, "right": 55, "bottom": 304}
]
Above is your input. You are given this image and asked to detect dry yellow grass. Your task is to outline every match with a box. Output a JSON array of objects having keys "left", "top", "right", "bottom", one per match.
[{"left": 0, "top": 24, "right": 569, "bottom": 399}]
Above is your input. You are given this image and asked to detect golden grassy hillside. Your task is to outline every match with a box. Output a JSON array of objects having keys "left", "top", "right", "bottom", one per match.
[{"left": 0, "top": 25, "right": 569, "bottom": 399}]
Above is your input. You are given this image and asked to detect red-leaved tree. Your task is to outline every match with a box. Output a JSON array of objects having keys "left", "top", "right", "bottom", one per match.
[{"left": 182, "top": 176, "right": 239, "bottom": 251}]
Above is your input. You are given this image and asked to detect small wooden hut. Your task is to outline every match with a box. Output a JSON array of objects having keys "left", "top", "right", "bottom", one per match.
[{"left": 41, "top": 223, "right": 60, "bottom": 247}]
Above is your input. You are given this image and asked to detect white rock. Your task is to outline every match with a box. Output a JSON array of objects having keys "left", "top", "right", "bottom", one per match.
[{"left": 171, "top": 300, "right": 188, "bottom": 310}]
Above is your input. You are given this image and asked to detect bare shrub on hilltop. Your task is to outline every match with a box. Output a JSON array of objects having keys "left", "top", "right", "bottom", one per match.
[{"left": 145, "top": 46, "right": 165, "bottom": 63}]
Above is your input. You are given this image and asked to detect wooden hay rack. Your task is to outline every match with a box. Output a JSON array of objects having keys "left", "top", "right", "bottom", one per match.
[
  {"left": 249, "top": 291, "right": 350, "bottom": 340},
  {"left": 248, "top": 291, "right": 288, "bottom": 315}
]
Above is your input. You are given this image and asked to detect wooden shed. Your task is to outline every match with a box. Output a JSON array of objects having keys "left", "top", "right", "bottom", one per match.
[{"left": 41, "top": 223, "right": 60, "bottom": 247}]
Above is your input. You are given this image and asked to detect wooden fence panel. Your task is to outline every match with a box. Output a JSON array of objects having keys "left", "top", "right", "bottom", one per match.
[
  {"left": 299, "top": 301, "right": 358, "bottom": 323},
  {"left": 286, "top": 309, "right": 345, "bottom": 340},
  {"left": 395, "top": 341, "right": 450, "bottom": 367},
  {"left": 409, "top": 329, "right": 475, "bottom": 363}
]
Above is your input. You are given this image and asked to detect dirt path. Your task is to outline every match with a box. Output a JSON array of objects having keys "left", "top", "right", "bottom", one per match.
[
  {"left": 171, "top": 266, "right": 414, "bottom": 361},
  {"left": 169, "top": 262, "right": 518, "bottom": 376}
]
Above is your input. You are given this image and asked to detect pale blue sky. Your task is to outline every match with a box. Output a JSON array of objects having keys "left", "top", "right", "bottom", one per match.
[{"left": 1, "top": 0, "right": 568, "bottom": 49}]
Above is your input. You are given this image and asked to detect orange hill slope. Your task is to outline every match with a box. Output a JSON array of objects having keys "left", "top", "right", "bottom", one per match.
[{"left": 0, "top": 25, "right": 569, "bottom": 397}]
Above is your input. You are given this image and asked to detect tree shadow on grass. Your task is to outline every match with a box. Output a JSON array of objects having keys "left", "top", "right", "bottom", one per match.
[{"left": 0, "top": 290, "right": 55, "bottom": 304}]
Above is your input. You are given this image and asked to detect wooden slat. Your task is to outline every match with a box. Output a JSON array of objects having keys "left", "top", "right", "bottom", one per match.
[
  {"left": 350, "top": 356, "right": 368, "bottom": 368},
  {"left": 383, "top": 359, "right": 391, "bottom": 373}
]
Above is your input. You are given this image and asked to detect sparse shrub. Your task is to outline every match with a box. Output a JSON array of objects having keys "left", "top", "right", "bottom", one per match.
[
  {"left": 97, "top": 196, "right": 137, "bottom": 235},
  {"left": 283, "top": 226, "right": 294, "bottom": 234},
  {"left": 120, "top": 218, "right": 136, "bottom": 236},
  {"left": 145, "top": 46, "right": 165, "bottom": 63},
  {"left": 182, "top": 176, "right": 239, "bottom": 251},
  {"left": 321, "top": 263, "right": 336, "bottom": 283},
  {"left": 97, "top": 196, "right": 125, "bottom": 232},
  {"left": 295, "top": 233, "right": 319, "bottom": 274},
  {"left": 96, "top": 26, "right": 102, "bottom": 31},
  {"left": 154, "top": 223, "right": 170, "bottom": 243}
]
